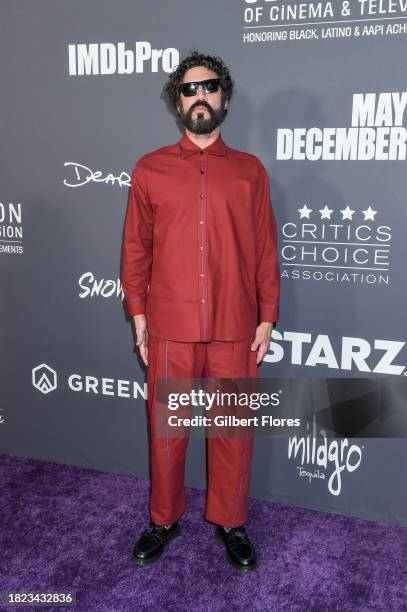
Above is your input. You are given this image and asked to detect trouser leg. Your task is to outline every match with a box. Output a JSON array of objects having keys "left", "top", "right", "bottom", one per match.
[
  {"left": 147, "top": 335, "right": 205, "bottom": 525},
  {"left": 203, "top": 338, "right": 258, "bottom": 527}
]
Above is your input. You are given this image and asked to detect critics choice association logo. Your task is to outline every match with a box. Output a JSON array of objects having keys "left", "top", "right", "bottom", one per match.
[{"left": 281, "top": 204, "right": 391, "bottom": 285}]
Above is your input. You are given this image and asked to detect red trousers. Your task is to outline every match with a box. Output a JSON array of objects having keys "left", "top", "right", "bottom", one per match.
[{"left": 147, "top": 334, "right": 258, "bottom": 528}]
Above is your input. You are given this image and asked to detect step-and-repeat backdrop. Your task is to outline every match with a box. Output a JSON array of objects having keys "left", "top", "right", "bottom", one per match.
[{"left": 1, "top": 0, "right": 407, "bottom": 526}]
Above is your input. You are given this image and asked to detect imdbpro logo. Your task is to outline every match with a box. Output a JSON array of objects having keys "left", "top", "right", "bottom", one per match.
[
  {"left": 32, "top": 364, "right": 57, "bottom": 394},
  {"left": 67, "top": 42, "right": 179, "bottom": 75}
]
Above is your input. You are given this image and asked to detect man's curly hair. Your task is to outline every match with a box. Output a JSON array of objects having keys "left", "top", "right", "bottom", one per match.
[{"left": 163, "top": 51, "right": 234, "bottom": 112}]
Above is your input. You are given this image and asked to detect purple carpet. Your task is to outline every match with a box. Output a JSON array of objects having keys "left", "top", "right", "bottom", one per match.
[{"left": 1, "top": 454, "right": 406, "bottom": 611}]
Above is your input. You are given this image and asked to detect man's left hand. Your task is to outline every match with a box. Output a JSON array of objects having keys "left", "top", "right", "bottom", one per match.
[{"left": 251, "top": 322, "right": 274, "bottom": 365}]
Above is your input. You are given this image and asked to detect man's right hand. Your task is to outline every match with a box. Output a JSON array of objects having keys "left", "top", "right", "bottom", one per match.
[{"left": 133, "top": 314, "right": 148, "bottom": 366}]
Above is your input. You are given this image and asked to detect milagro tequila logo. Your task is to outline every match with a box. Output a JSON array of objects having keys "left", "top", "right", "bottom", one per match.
[{"left": 288, "top": 414, "right": 363, "bottom": 496}]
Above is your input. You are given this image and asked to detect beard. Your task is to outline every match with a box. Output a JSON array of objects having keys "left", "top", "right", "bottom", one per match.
[{"left": 177, "top": 95, "right": 228, "bottom": 134}]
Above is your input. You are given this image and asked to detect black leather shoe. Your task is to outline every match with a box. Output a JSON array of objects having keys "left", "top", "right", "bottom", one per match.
[
  {"left": 131, "top": 521, "right": 181, "bottom": 566},
  {"left": 215, "top": 525, "right": 257, "bottom": 572}
]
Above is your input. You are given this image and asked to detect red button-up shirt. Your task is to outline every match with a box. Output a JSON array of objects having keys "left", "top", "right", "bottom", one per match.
[{"left": 122, "top": 130, "right": 280, "bottom": 342}]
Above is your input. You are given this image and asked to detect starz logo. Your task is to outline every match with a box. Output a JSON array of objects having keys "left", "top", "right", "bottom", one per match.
[
  {"left": 281, "top": 204, "right": 392, "bottom": 286},
  {"left": 298, "top": 205, "right": 377, "bottom": 221}
]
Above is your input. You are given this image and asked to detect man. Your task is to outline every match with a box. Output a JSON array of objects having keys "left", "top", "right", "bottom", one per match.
[{"left": 122, "top": 51, "right": 280, "bottom": 572}]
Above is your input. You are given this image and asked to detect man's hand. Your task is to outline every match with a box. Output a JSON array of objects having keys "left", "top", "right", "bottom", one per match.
[
  {"left": 250, "top": 322, "right": 274, "bottom": 365},
  {"left": 133, "top": 314, "right": 148, "bottom": 366}
]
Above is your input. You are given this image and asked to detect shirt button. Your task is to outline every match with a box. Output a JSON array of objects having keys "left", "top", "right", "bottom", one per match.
[
  {"left": 200, "top": 246, "right": 204, "bottom": 251},
  {"left": 201, "top": 299, "right": 205, "bottom": 303},
  {"left": 200, "top": 194, "right": 204, "bottom": 198},
  {"left": 200, "top": 273, "right": 204, "bottom": 277},
  {"left": 199, "top": 220, "right": 204, "bottom": 224},
  {"left": 200, "top": 170, "right": 204, "bottom": 174},
  {"left": 200, "top": 151, "right": 204, "bottom": 155}
]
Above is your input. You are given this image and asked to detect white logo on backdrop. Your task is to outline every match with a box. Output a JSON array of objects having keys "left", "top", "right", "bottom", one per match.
[
  {"left": 32, "top": 364, "right": 58, "bottom": 394},
  {"left": 288, "top": 415, "right": 363, "bottom": 496},
  {"left": 0, "top": 201, "right": 23, "bottom": 255},
  {"left": 78, "top": 273, "right": 124, "bottom": 300},
  {"left": 281, "top": 206, "right": 392, "bottom": 285},
  {"left": 63, "top": 163, "right": 130, "bottom": 188},
  {"left": 276, "top": 92, "right": 407, "bottom": 160},
  {"left": 67, "top": 42, "right": 179, "bottom": 76},
  {"left": 242, "top": 1, "right": 407, "bottom": 44},
  {"left": 265, "top": 330, "right": 406, "bottom": 376},
  {"left": 32, "top": 364, "right": 146, "bottom": 400}
]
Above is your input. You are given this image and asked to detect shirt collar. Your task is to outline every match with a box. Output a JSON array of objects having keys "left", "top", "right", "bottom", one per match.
[{"left": 178, "top": 130, "right": 227, "bottom": 158}]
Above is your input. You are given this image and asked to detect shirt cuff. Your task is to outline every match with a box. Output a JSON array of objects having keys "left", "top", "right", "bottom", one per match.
[
  {"left": 125, "top": 296, "right": 147, "bottom": 316},
  {"left": 259, "top": 303, "right": 279, "bottom": 324}
]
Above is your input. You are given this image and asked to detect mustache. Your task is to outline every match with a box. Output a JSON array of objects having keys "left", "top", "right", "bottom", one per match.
[{"left": 191, "top": 102, "right": 212, "bottom": 112}]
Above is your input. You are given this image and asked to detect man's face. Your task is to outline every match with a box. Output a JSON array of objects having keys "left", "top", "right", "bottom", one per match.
[{"left": 177, "top": 66, "right": 229, "bottom": 135}]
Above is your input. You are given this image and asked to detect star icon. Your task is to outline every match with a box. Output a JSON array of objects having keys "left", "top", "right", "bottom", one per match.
[
  {"left": 319, "top": 205, "right": 333, "bottom": 220},
  {"left": 362, "top": 206, "right": 377, "bottom": 221},
  {"left": 340, "top": 206, "right": 355, "bottom": 220},
  {"left": 298, "top": 205, "right": 312, "bottom": 219}
]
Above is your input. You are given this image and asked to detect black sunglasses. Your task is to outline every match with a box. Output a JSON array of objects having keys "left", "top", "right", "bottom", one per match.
[{"left": 179, "top": 78, "right": 221, "bottom": 97}]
